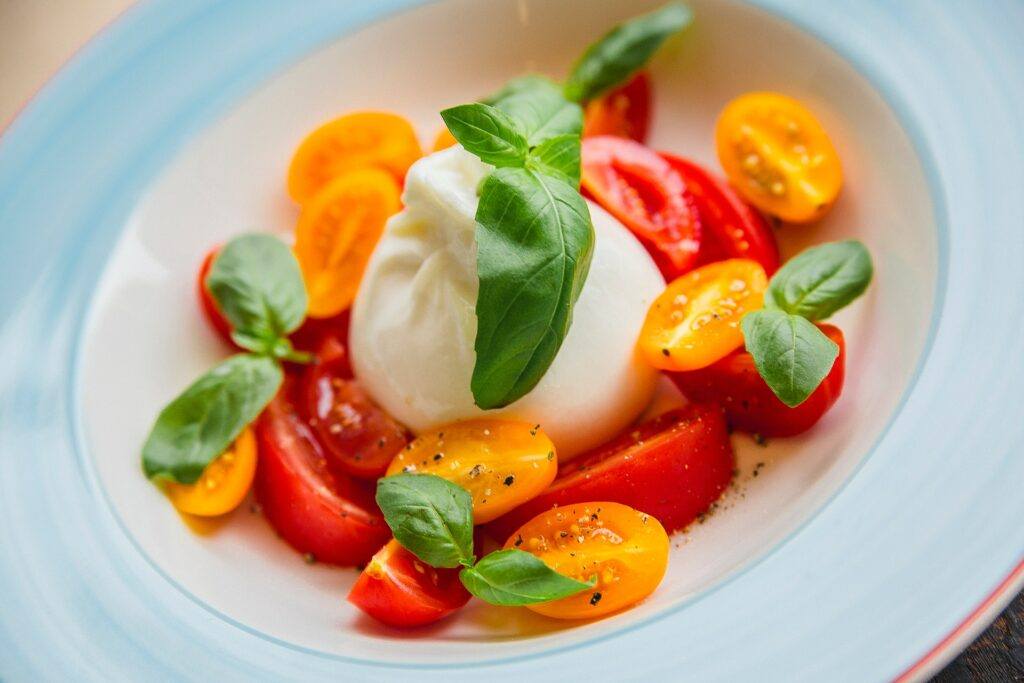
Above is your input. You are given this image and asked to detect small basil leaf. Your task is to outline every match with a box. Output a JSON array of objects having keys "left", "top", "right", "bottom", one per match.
[
  {"left": 375, "top": 474, "right": 475, "bottom": 568},
  {"left": 459, "top": 549, "right": 594, "bottom": 606},
  {"left": 206, "top": 234, "right": 308, "bottom": 341},
  {"left": 765, "top": 240, "right": 873, "bottom": 321},
  {"left": 141, "top": 354, "right": 282, "bottom": 484},
  {"left": 527, "top": 134, "right": 582, "bottom": 186},
  {"left": 741, "top": 309, "right": 839, "bottom": 407},
  {"left": 440, "top": 103, "right": 529, "bottom": 167},
  {"left": 564, "top": 2, "right": 692, "bottom": 103},
  {"left": 489, "top": 79, "right": 583, "bottom": 147},
  {"left": 472, "top": 167, "right": 595, "bottom": 409}
]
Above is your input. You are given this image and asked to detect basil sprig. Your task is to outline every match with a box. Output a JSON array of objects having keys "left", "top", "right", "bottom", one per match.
[
  {"left": 375, "top": 474, "right": 593, "bottom": 606},
  {"left": 141, "top": 233, "right": 310, "bottom": 484},
  {"left": 743, "top": 240, "right": 873, "bottom": 407}
]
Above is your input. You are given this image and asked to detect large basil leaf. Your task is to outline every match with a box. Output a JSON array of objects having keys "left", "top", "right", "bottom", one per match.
[
  {"left": 490, "top": 79, "right": 583, "bottom": 147},
  {"left": 527, "top": 134, "right": 582, "bottom": 186},
  {"left": 765, "top": 240, "right": 873, "bottom": 321},
  {"left": 741, "top": 309, "right": 839, "bottom": 407},
  {"left": 375, "top": 474, "right": 475, "bottom": 568},
  {"left": 472, "top": 167, "right": 595, "bottom": 409},
  {"left": 563, "top": 2, "right": 692, "bottom": 103},
  {"left": 459, "top": 549, "right": 593, "bottom": 606},
  {"left": 440, "top": 103, "right": 529, "bottom": 167},
  {"left": 141, "top": 354, "right": 282, "bottom": 484}
]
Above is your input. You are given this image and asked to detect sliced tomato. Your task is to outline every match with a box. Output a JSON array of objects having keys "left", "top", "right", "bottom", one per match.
[
  {"left": 196, "top": 247, "right": 234, "bottom": 345},
  {"left": 581, "top": 136, "right": 701, "bottom": 279},
  {"left": 672, "top": 324, "right": 846, "bottom": 437},
  {"left": 303, "top": 356, "right": 408, "bottom": 480},
  {"left": 583, "top": 72, "right": 651, "bottom": 142},
  {"left": 662, "top": 154, "right": 780, "bottom": 275},
  {"left": 290, "top": 311, "right": 351, "bottom": 366},
  {"left": 488, "top": 404, "right": 735, "bottom": 540},
  {"left": 348, "top": 540, "right": 470, "bottom": 628},
  {"left": 254, "top": 379, "right": 389, "bottom": 566}
]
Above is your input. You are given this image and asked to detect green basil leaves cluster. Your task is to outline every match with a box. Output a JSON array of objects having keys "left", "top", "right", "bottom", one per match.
[
  {"left": 742, "top": 240, "right": 873, "bottom": 407},
  {"left": 141, "top": 234, "right": 308, "bottom": 484},
  {"left": 443, "top": 2, "right": 691, "bottom": 410},
  {"left": 376, "top": 474, "right": 593, "bottom": 605}
]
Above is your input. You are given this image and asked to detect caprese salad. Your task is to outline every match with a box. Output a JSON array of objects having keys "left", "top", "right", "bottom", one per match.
[{"left": 140, "top": 2, "right": 872, "bottom": 629}]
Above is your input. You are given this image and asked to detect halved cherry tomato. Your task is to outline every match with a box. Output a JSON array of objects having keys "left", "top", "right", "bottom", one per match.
[
  {"left": 672, "top": 324, "right": 846, "bottom": 437},
  {"left": 196, "top": 247, "right": 234, "bottom": 345},
  {"left": 348, "top": 540, "right": 470, "bottom": 628},
  {"left": 639, "top": 258, "right": 767, "bottom": 371},
  {"left": 386, "top": 420, "right": 557, "bottom": 524},
  {"left": 715, "top": 92, "right": 842, "bottom": 223},
  {"left": 662, "top": 154, "right": 780, "bottom": 275},
  {"left": 489, "top": 404, "right": 734, "bottom": 539},
  {"left": 294, "top": 168, "right": 401, "bottom": 319},
  {"left": 581, "top": 136, "right": 701, "bottom": 279},
  {"left": 289, "top": 310, "right": 351, "bottom": 366},
  {"left": 432, "top": 128, "right": 457, "bottom": 152},
  {"left": 254, "top": 379, "right": 389, "bottom": 566},
  {"left": 583, "top": 72, "right": 652, "bottom": 142},
  {"left": 504, "top": 502, "right": 669, "bottom": 619},
  {"left": 303, "top": 356, "right": 408, "bottom": 480},
  {"left": 287, "top": 111, "right": 422, "bottom": 204},
  {"left": 164, "top": 427, "right": 257, "bottom": 516}
]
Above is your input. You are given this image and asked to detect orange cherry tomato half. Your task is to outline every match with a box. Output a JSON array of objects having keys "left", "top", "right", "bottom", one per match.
[
  {"left": 164, "top": 427, "right": 257, "bottom": 516},
  {"left": 432, "top": 128, "right": 457, "bottom": 152},
  {"left": 386, "top": 420, "right": 557, "bottom": 524},
  {"left": 640, "top": 258, "right": 767, "bottom": 371},
  {"left": 715, "top": 92, "right": 842, "bottom": 223},
  {"left": 294, "top": 167, "right": 401, "bottom": 319},
  {"left": 287, "top": 111, "right": 422, "bottom": 204},
  {"left": 504, "top": 502, "right": 669, "bottom": 619},
  {"left": 583, "top": 72, "right": 652, "bottom": 143}
]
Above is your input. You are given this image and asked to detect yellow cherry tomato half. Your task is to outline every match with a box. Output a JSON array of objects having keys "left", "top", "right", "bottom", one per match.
[
  {"left": 287, "top": 111, "right": 422, "bottom": 204},
  {"left": 386, "top": 420, "right": 557, "bottom": 524},
  {"left": 294, "top": 167, "right": 401, "bottom": 318},
  {"left": 164, "top": 427, "right": 257, "bottom": 517},
  {"left": 640, "top": 258, "right": 767, "bottom": 372},
  {"left": 504, "top": 502, "right": 669, "bottom": 619},
  {"left": 715, "top": 92, "right": 842, "bottom": 223}
]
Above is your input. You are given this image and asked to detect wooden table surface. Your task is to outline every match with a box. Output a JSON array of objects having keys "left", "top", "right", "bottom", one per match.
[{"left": 933, "top": 590, "right": 1024, "bottom": 682}]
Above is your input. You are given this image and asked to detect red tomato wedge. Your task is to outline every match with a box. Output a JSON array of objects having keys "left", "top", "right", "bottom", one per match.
[
  {"left": 662, "top": 154, "right": 780, "bottom": 275},
  {"left": 671, "top": 324, "right": 846, "bottom": 437},
  {"left": 581, "top": 136, "right": 702, "bottom": 279},
  {"left": 290, "top": 310, "right": 351, "bottom": 365},
  {"left": 254, "top": 379, "right": 390, "bottom": 566},
  {"left": 583, "top": 72, "right": 652, "bottom": 142},
  {"left": 196, "top": 247, "right": 234, "bottom": 345},
  {"left": 348, "top": 540, "right": 470, "bottom": 628},
  {"left": 488, "top": 404, "right": 735, "bottom": 540}
]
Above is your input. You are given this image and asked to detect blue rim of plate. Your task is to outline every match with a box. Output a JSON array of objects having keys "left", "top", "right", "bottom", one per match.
[{"left": 1, "top": 1, "right": 1022, "bottom": 680}]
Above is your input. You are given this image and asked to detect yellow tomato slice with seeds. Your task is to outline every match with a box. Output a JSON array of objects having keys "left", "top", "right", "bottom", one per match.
[
  {"left": 715, "top": 92, "right": 842, "bottom": 223},
  {"left": 294, "top": 167, "right": 401, "bottom": 318},
  {"left": 287, "top": 111, "right": 422, "bottom": 204},
  {"left": 639, "top": 258, "right": 767, "bottom": 372},
  {"left": 504, "top": 502, "right": 669, "bottom": 619},
  {"left": 164, "top": 427, "right": 256, "bottom": 517},
  {"left": 385, "top": 420, "right": 557, "bottom": 524}
]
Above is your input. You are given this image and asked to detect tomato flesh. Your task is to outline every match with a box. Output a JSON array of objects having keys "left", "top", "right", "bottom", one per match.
[
  {"left": 581, "top": 136, "right": 701, "bottom": 279},
  {"left": 348, "top": 540, "right": 470, "bottom": 628},
  {"left": 488, "top": 404, "right": 735, "bottom": 540},
  {"left": 164, "top": 426, "right": 257, "bottom": 517},
  {"left": 672, "top": 324, "right": 846, "bottom": 437},
  {"left": 583, "top": 72, "right": 652, "bottom": 142}
]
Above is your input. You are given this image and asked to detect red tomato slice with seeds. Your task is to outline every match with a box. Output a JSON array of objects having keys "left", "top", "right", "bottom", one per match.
[{"left": 583, "top": 72, "right": 652, "bottom": 142}]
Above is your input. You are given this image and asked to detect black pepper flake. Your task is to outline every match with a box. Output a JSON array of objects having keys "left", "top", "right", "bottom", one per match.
[
  {"left": 433, "top": 453, "right": 443, "bottom": 461},
  {"left": 303, "top": 553, "right": 316, "bottom": 565},
  {"left": 559, "top": 531, "right": 569, "bottom": 538},
  {"left": 590, "top": 592, "right": 602, "bottom": 606},
  {"left": 469, "top": 464, "right": 483, "bottom": 478},
  {"left": 503, "top": 475, "right": 515, "bottom": 486},
  {"left": 753, "top": 433, "right": 767, "bottom": 446},
  {"left": 402, "top": 465, "right": 414, "bottom": 473},
  {"left": 546, "top": 451, "right": 554, "bottom": 461},
  {"left": 514, "top": 535, "right": 523, "bottom": 547},
  {"left": 661, "top": 348, "right": 670, "bottom": 356},
  {"left": 377, "top": 438, "right": 386, "bottom": 449}
]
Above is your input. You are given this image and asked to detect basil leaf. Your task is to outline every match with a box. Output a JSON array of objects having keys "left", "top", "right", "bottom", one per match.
[
  {"left": 527, "top": 134, "right": 581, "bottom": 186},
  {"left": 206, "top": 234, "right": 308, "bottom": 343},
  {"left": 375, "top": 474, "right": 474, "bottom": 568},
  {"left": 440, "top": 103, "right": 529, "bottom": 167},
  {"left": 459, "top": 549, "right": 594, "bottom": 606},
  {"left": 564, "top": 2, "right": 693, "bottom": 103},
  {"left": 472, "top": 167, "right": 595, "bottom": 409},
  {"left": 741, "top": 309, "right": 839, "bottom": 407},
  {"left": 482, "top": 74, "right": 557, "bottom": 106},
  {"left": 141, "top": 354, "right": 282, "bottom": 484},
  {"left": 765, "top": 240, "right": 873, "bottom": 321},
  {"left": 489, "top": 79, "right": 583, "bottom": 147}
]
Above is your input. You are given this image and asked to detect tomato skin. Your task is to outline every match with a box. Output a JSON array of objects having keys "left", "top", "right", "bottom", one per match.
[
  {"left": 661, "top": 154, "right": 780, "bottom": 275},
  {"left": 583, "top": 72, "right": 651, "bottom": 142},
  {"left": 196, "top": 248, "right": 234, "bottom": 345},
  {"left": 672, "top": 324, "right": 845, "bottom": 437},
  {"left": 581, "top": 136, "right": 702, "bottom": 279},
  {"left": 488, "top": 404, "right": 735, "bottom": 540},
  {"left": 348, "top": 540, "right": 470, "bottom": 628},
  {"left": 254, "top": 379, "right": 390, "bottom": 566},
  {"left": 164, "top": 427, "right": 257, "bottom": 517}
]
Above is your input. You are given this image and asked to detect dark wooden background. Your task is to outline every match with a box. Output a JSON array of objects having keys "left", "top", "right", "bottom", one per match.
[{"left": 933, "top": 589, "right": 1024, "bottom": 681}]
